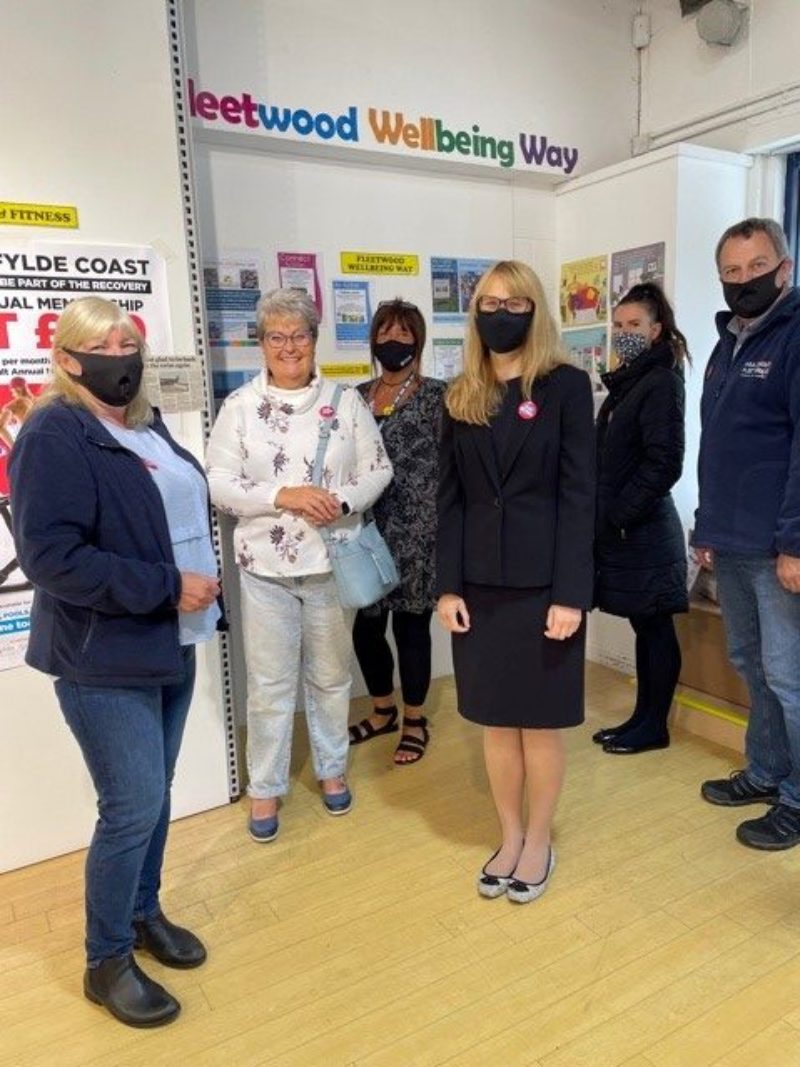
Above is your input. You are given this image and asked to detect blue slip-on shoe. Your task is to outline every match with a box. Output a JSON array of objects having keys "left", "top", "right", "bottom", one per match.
[
  {"left": 322, "top": 786, "right": 352, "bottom": 816},
  {"left": 248, "top": 814, "right": 279, "bottom": 843}
]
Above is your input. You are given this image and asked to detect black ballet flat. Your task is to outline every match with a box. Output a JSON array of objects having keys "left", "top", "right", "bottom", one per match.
[
  {"left": 591, "top": 726, "right": 623, "bottom": 745},
  {"left": 603, "top": 737, "right": 670, "bottom": 755}
]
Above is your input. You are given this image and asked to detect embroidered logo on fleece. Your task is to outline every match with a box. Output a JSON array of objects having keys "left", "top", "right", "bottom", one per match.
[{"left": 739, "top": 360, "right": 772, "bottom": 380}]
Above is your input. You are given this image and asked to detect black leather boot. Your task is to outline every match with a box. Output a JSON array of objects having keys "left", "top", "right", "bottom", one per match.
[
  {"left": 84, "top": 954, "right": 180, "bottom": 1028},
  {"left": 133, "top": 910, "right": 207, "bottom": 969}
]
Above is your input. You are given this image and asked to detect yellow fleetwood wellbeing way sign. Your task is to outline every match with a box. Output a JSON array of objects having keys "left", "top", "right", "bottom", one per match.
[
  {"left": 0, "top": 202, "right": 79, "bottom": 228},
  {"left": 320, "top": 362, "right": 372, "bottom": 378},
  {"left": 340, "top": 251, "right": 419, "bottom": 275}
]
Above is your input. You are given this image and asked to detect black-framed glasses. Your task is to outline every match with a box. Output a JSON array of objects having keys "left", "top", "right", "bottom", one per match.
[{"left": 477, "top": 296, "right": 534, "bottom": 314}]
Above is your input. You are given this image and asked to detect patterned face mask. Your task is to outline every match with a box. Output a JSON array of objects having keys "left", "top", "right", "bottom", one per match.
[{"left": 612, "top": 331, "right": 650, "bottom": 364}]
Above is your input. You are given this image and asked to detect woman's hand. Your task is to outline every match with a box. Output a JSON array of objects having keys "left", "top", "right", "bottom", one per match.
[
  {"left": 544, "top": 604, "right": 582, "bottom": 641},
  {"left": 179, "top": 572, "right": 221, "bottom": 612},
  {"left": 437, "top": 594, "right": 471, "bottom": 633},
  {"left": 276, "top": 486, "right": 341, "bottom": 526}
]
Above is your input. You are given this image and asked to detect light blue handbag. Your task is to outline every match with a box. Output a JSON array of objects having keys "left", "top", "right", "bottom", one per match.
[{"left": 312, "top": 385, "right": 399, "bottom": 609}]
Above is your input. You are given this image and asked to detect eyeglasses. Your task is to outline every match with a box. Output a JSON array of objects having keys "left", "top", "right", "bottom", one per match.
[
  {"left": 477, "top": 296, "right": 534, "bottom": 314},
  {"left": 264, "top": 331, "right": 314, "bottom": 349}
]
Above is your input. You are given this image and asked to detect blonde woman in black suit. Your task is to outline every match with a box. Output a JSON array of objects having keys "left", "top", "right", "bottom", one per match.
[{"left": 437, "top": 260, "right": 595, "bottom": 903}]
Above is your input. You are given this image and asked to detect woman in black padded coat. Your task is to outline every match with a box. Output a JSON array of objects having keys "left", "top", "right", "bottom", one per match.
[{"left": 593, "top": 283, "right": 689, "bottom": 755}]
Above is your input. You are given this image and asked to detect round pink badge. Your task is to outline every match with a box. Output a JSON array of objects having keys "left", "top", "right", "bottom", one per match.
[
  {"left": 517, "top": 400, "right": 539, "bottom": 421},
  {"left": 319, "top": 405, "right": 335, "bottom": 418}
]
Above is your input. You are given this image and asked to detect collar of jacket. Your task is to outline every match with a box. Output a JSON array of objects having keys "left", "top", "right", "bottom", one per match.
[
  {"left": 601, "top": 339, "right": 675, "bottom": 395},
  {"left": 714, "top": 285, "right": 800, "bottom": 342}
]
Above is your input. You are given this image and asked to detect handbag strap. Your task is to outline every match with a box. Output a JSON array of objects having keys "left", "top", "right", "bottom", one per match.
[
  {"left": 311, "top": 383, "right": 344, "bottom": 488},
  {"left": 312, "top": 384, "right": 343, "bottom": 548},
  {"left": 311, "top": 383, "right": 376, "bottom": 547}
]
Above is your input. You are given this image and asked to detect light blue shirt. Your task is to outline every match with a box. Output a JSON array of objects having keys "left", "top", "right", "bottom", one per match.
[{"left": 102, "top": 420, "right": 220, "bottom": 645}]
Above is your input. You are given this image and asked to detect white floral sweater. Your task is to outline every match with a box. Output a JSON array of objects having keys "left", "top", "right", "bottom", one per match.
[{"left": 206, "top": 372, "right": 393, "bottom": 577}]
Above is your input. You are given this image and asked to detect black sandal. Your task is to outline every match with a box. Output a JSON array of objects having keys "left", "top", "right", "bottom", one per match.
[
  {"left": 393, "top": 715, "right": 430, "bottom": 765},
  {"left": 348, "top": 705, "right": 399, "bottom": 745}
]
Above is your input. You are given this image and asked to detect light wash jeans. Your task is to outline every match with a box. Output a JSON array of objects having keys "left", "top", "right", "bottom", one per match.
[
  {"left": 54, "top": 647, "right": 196, "bottom": 964},
  {"left": 715, "top": 552, "right": 800, "bottom": 809},
  {"left": 240, "top": 569, "right": 354, "bottom": 798}
]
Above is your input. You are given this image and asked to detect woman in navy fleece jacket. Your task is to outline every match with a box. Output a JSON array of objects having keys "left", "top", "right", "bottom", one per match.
[{"left": 9, "top": 298, "right": 222, "bottom": 1029}]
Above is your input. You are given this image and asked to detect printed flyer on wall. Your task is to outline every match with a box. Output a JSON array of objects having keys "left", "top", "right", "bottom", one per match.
[
  {"left": 204, "top": 253, "right": 263, "bottom": 403},
  {"left": 332, "top": 279, "right": 371, "bottom": 348},
  {"left": 431, "top": 257, "right": 495, "bottom": 323},
  {"left": 277, "top": 251, "right": 323, "bottom": 314},
  {"left": 432, "top": 338, "right": 464, "bottom": 380},
  {"left": 0, "top": 354, "right": 47, "bottom": 672},
  {"left": 142, "top": 354, "right": 208, "bottom": 415},
  {"left": 610, "top": 242, "right": 666, "bottom": 306},
  {"left": 560, "top": 255, "right": 608, "bottom": 327},
  {"left": 203, "top": 255, "right": 261, "bottom": 348},
  {"left": 0, "top": 240, "right": 174, "bottom": 669}
]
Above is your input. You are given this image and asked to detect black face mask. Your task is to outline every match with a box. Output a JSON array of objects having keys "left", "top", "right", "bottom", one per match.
[
  {"left": 722, "top": 262, "right": 785, "bottom": 319},
  {"left": 373, "top": 339, "right": 416, "bottom": 372},
  {"left": 64, "top": 349, "right": 144, "bottom": 407},
  {"left": 476, "top": 309, "right": 534, "bottom": 354}
]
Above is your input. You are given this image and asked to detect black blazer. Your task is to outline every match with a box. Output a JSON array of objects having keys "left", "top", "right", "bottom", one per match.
[{"left": 436, "top": 363, "right": 596, "bottom": 609}]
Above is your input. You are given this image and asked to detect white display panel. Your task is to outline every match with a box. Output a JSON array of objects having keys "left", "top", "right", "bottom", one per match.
[{"left": 0, "top": 0, "right": 230, "bottom": 873}]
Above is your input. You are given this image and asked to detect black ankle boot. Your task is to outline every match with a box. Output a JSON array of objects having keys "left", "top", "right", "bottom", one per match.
[
  {"left": 84, "top": 954, "right": 180, "bottom": 1028},
  {"left": 133, "top": 910, "right": 207, "bottom": 969}
]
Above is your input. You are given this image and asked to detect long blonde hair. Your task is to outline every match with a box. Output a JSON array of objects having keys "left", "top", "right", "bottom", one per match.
[
  {"left": 39, "top": 297, "right": 153, "bottom": 427},
  {"left": 446, "top": 260, "right": 566, "bottom": 425}
]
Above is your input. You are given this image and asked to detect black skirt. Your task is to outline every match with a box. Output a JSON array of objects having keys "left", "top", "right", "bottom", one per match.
[{"left": 452, "top": 583, "right": 585, "bottom": 729}]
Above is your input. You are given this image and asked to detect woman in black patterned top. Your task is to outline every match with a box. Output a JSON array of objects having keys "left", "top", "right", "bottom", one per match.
[{"left": 349, "top": 299, "right": 446, "bottom": 763}]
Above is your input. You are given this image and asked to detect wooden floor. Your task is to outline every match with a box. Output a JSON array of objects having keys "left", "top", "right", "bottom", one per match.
[{"left": 3, "top": 661, "right": 800, "bottom": 1067}]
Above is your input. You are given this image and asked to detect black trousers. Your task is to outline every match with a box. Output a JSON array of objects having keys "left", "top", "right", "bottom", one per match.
[
  {"left": 627, "top": 612, "right": 682, "bottom": 738},
  {"left": 352, "top": 608, "right": 433, "bottom": 708}
]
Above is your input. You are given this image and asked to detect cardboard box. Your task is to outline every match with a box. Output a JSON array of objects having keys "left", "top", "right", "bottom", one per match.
[{"left": 675, "top": 599, "right": 749, "bottom": 710}]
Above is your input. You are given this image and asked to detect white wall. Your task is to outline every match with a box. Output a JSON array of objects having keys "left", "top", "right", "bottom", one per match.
[
  {"left": 557, "top": 142, "right": 750, "bottom": 671},
  {"left": 193, "top": 146, "right": 551, "bottom": 696},
  {"left": 0, "top": 0, "right": 230, "bottom": 872},
  {"left": 188, "top": 0, "right": 633, "bottom": 705},
  {"left": 640, "top": 0, "right": 800, "bottom": 154},
  {"left": 186, "top": 0, "right": 639, "bottom": 180}
]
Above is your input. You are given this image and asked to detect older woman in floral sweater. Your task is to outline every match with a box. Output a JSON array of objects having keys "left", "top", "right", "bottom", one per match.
[{"left": 206, "top": 289, "right": 392, "bottom": 842}]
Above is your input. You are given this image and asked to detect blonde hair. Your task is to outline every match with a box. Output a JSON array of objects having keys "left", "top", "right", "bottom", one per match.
[
  {"left": 446, "top": 260, "right": 566, "bottom": 425},
  {"left": 40, "top": 297, "right": 153, "bottom": 427}
]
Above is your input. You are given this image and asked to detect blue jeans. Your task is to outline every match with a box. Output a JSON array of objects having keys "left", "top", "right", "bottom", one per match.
[
  {"left": 240, "top": 569, "right": 353, "bottom": 798},
  {"left": 715, "top": 553, "right": 800, "bottom": 808},
  {"left": 54, "top": 646, "right": 196, "bottom": 964}
]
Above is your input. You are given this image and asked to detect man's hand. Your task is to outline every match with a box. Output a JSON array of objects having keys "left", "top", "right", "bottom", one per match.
[{"left": 777, "top": 553, "right": 800, "bottom": 593}]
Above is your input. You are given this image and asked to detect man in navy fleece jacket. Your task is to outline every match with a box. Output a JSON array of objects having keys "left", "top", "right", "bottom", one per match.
[{"left": 695, "top": 217, "right": 800, "bottom": 850}]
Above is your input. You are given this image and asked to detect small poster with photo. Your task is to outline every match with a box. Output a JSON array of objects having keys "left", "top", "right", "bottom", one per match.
[
  {"left": 610, "top": 242, "right": 666, "bottom": 307},
  {"left": 562, "top": 326, "right": 609, "bottom": 394}
]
